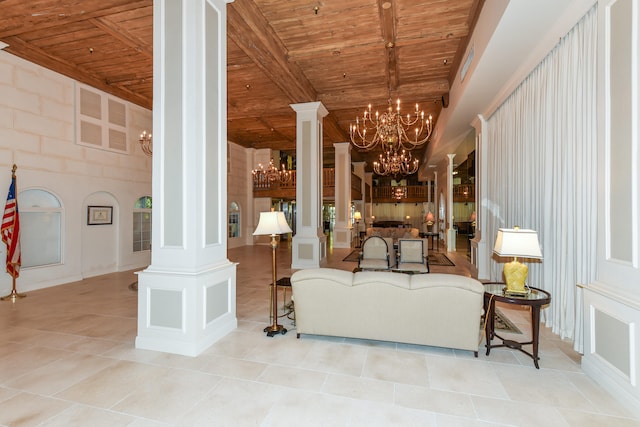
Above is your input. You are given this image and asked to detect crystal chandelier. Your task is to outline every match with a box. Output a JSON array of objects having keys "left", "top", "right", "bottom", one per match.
[
  {"left": 350, "top": 98, "right": 433, "bottom": 152},
  {"left": 139, "top": 130, "right": 152, "bottom": 157},
  {"left": 251, "top": 158, "right": 292, "bottom": 184},
  {"left": 373, "top": 147, "right": 419, "bottom": 177}
]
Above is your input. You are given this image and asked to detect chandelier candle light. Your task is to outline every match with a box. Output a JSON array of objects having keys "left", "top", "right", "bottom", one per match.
[
  {"left": 373, "top": 147, "right": 419, "bottom": 177},
  {"left": 350, "top": 98, "right": 433, "bottom": 151},
  {"left": 251, "top": 158, "right": 292, "bottom": 185}
]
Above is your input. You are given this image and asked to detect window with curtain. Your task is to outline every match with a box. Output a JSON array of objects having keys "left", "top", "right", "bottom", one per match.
[
  {"left": 228, "top": 202, "right": 240, "bottom": 238},
  {"left": 19, "top": 189, "right": 62, "bottom": 268},
  {"left": 483, "top": 6, "right": 597, "bottom": 352},
  {"left": 133, "top": 196, "right": 152, "bottom": 252}
]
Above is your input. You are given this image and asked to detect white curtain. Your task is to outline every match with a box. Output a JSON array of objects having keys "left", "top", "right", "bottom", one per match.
[{"left": 484, "top": 6, "right": 597, "bottom": 352}]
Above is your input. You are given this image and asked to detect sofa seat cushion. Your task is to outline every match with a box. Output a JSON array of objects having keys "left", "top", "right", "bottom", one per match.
[
  {"left": 396, "top": 262, "right": 429, "bottom": 273},
  {"left": 358, "top": 259, "right": 391, "bottom": 270}
]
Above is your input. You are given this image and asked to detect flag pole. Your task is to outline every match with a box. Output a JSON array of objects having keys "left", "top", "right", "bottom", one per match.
[
  {"left": 1, "top": 164, "right": 25, "bottom": 301},
  {"left": 0, "top": 263, "right": 25, "bottom": 301}
]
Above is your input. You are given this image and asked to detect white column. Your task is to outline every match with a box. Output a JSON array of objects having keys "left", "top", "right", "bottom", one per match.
[
  {"left": 332, "top": 142, "right": 353, "bottom": 248},
  {"left": 364, "top": 171, "right": 374, "bottom": 227},
  {"left": 446, "top": 154, "right": 456, "bottom": 251},
  {"left": 291, "top": 102, "right": 328, "bottom": 269},
  {"left": 471, "top": 115, "right": 489, "bottom": 279},
  {"left": 136, "top": 0, "right": 237, "bottom": 357}
]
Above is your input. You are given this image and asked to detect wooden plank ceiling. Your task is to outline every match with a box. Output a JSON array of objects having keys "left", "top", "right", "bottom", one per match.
[{"left": 0, "top": 0, "right": 483, "bottom": 170}]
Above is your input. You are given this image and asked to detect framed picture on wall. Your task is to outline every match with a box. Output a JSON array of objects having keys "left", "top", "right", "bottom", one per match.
[{"left": 87, "top": 206, "right": 113, "bottom": 225}]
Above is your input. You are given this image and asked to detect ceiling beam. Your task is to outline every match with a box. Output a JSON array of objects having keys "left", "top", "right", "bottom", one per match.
[
  {"left": 227, "top": 1, "right": 347, "bottom": 142},
  {"left": 227, "top": 1, "right": 316, "bottom": 102},
  {"left": 378, "top": 0, "right": 399, "bottom": 91},
  {"left": 0, "top": 1, "right": 151, "bottom": 39},
  {"left": 88, "top": 17, "right": 153, "bottom": 59},
  {"left": 4, "top": 35, "right": 151, "bottom": 109}
]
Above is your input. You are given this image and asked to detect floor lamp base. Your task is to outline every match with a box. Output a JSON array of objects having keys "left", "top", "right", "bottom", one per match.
[{"left": 264, "top": 324, "right": 287, "bottom": 337}]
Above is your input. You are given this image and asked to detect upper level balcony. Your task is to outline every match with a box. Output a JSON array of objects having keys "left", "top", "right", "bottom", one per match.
[{"left": 252, "top": 169, "right": 473, "bottom": 204}]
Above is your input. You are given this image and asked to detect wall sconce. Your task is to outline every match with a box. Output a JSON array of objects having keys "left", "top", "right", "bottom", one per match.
[{"left": 139, "top": 130, "right": 152, "bottom": 157}]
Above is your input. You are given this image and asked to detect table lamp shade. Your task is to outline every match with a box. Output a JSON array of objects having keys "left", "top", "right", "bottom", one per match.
[
  {"left": 493, "top": 228, "right": 542, "bottom": 259},
  {"left": 493, "top": 228, "right": 542, "bottom": 295},
  {"left": 425, "top": 211, "right": 435, "bottom": 224},
  {"left": 354, "top": 211, "right": 362, "bottom": 221},
  {"left": 253, "top": 211, "right": 292, "bottom": 236}
]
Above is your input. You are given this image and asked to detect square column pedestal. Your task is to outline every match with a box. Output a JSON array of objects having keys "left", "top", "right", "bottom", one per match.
[{"left": 136, "top": 262, "right": 237, "bottom": 357}]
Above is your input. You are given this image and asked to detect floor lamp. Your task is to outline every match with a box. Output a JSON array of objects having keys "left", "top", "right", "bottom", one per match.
[{"left": 253, "top": 211, "right": 293, "bottom": 337}]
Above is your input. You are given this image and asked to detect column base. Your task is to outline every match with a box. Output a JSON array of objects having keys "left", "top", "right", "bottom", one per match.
[
  {"left": 291, "top": 233, "right": 327, "bottom": 269},
  {"left": 135, "top": 261, "right": 237, "bottom": 356}
]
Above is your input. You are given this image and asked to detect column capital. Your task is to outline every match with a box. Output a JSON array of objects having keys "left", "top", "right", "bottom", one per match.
[{"left": 290, "top": 101, "right": 329, "bottom": 117}]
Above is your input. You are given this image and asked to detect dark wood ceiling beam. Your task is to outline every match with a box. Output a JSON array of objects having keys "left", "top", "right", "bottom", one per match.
[
  {"left": 88, "top": 17, "right": 152, "bottom": 59},
  {"left": 227, "top": 1, "right": 348, "bottom": 142},
  {"left": 248, "top": 140, "right": 297, "bottom": 151},
  {"left": 0, "top": 1, "right": 151, "bottom": 39},
  {"left": 378, "top": 0, "right": 398, "bottom": 91},
  {"left": 318, "top": 79, "right": 449, "bottom": 107},
  {"left": 227, "top": 1, "right": 316, "bottom": 102},
  {"left": 287, "top": 33, "right": 466, "bottom": 61},
  {"left": 4, "top": 35, "right": 151, "bottom": 109},
  {"left": 257, "top": 117, "right": 294, "bottom": 144}
]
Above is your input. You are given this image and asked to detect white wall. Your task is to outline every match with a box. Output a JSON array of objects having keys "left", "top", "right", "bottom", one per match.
[
  {"left": 581, "top": 0, "right": 640, "bottom": 416},
  {"left": 227, "top": 141, "right": 253, "bottom": 249},
  {"left": 0, "top": 50, "right": 152, "bottom": 294}
]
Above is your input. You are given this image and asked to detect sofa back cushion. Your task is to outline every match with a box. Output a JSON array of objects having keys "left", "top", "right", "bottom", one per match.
[
  {"left": 353, "top": 270, "right": 411, "bottom": 289},
  {"left": 410, "top": 273, "right": 484, "bottom": 293},
  {"left": 291, "top": 268, "right": 354, "bottom": 287}
]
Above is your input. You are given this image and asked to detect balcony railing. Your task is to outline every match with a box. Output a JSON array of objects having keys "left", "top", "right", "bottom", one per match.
[
  {"left": 253, "top": 168, "right": 335, "bottom": 198},
  {"left": 253, "top": 172, "right": 473, "bottom": 203}
]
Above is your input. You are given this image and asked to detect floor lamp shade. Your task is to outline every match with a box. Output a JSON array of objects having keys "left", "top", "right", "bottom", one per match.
[
  {"left": 253, "top": 211, "right": 292, "bottom": 236},
  {"left": 493, "top": 228, "right": 542, "bottom": 294},
  {"left": 253, "top": 211, "right": 292, "bottom": 337}
]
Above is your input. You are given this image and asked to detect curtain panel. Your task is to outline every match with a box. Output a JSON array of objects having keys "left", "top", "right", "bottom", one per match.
[{"left": 484, "top": 6, "right": 597, "bottom": 352}]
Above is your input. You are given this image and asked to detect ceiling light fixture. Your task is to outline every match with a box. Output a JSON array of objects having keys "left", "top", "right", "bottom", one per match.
[
  {"left": 251, "top": 158, "right": 292, "bottom": 185},
  {"left": 393, "top": 186, "right": 407, "bottom": 200},
  {"left": 139, "top": 130, "right": 152, "bottom": 157},
  {"left": 350, "top": 98, "right": 433, "bottom": 153},
  {"left": 373, "top": 147, "right": 419, "bottom": 177}
]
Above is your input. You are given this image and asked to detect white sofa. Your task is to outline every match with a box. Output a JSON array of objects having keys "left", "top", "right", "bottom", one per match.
[{"left": 290, "top": 268, "right": 485, "bottom": 355}]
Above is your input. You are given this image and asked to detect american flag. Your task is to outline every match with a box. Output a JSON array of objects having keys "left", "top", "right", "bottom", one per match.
[{"left": 1, "top": 174, "right": 21, "bottom": 278}]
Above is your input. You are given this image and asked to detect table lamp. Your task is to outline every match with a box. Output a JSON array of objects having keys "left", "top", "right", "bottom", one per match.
[
  {"left": 424, "top": 211, "right": 435, "bottom": 231},
  {"left": 253, "top": 211, "right": 293, "bottom": 337},
  {"left": 493, "top": 227, "right": 542, "bottom": 295},
  {"left": 353, "top": 210, "right": 361, "bottom": 228}
]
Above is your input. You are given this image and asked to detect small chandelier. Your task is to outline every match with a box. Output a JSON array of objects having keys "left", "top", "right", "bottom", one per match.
[
  {"left": 350, "top": 98, "right": 433, "bottom": 152},
  {"left": 373, "top": 147, "right": 419, "bottom": 177},
  {"left": 139, "top": 130, "right": 152, "bottom": 157},
  {"left": 393, "top": 186, "right": 407, "bottom": 200},
  {"left": 252, "top": 158, "right": 292, "bottom": 184}
]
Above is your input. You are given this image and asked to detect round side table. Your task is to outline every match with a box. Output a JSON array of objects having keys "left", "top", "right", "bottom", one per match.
[{"left": 483, "top": 283, "right": 551, "bottom": 369}]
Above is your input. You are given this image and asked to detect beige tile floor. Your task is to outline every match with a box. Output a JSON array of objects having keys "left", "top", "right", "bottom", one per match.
[{"left": 0, "top": 241, "right": 638, "bottom": 426}]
